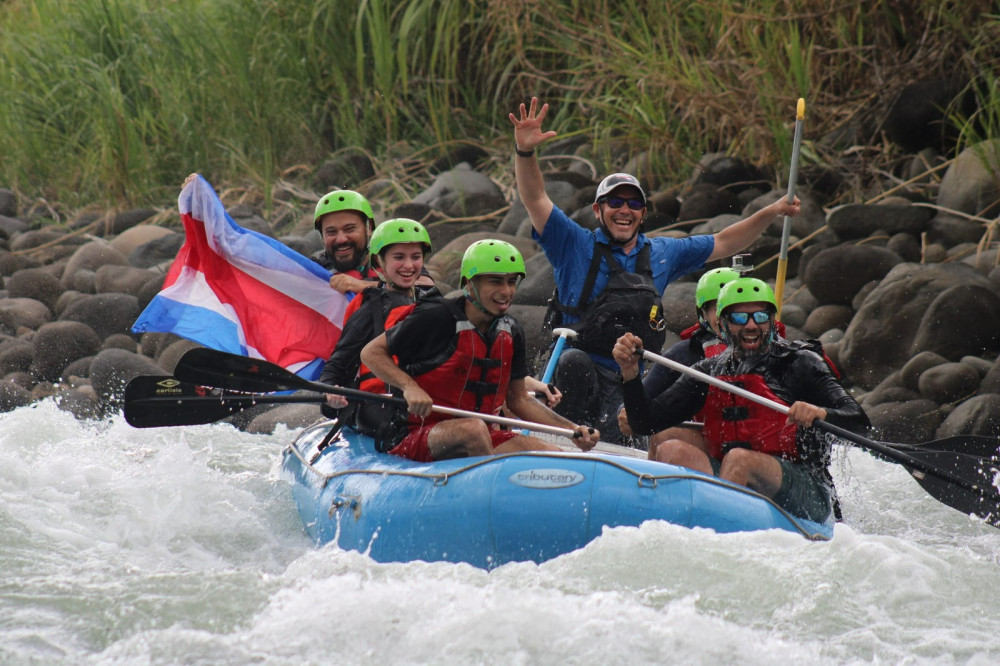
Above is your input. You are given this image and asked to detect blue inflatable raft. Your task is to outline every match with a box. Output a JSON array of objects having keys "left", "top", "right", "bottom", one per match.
[{"left": 281, "top": 422, "right": 833, "bottom": 569}]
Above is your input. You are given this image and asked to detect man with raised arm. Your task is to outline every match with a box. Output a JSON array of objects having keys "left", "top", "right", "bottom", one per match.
[{"left": 509, "top": 96, "right": 802, "bottom": 446}]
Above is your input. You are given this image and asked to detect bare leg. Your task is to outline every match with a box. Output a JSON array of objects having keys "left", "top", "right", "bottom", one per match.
[
  {"left": 494, "top": 434, "right": 561, "bottom": 454},
  {"left": 648, "top": 426, "right": 707, "bottom": 460},
  {"left": 427, "top": 418, "right": 494, "bottom": 460},
  {"left": 718, "top": 448, "right": 783, "bottom": 498},
  {"left": 654, "top": 438, "right": 715, "bottom": 475}
]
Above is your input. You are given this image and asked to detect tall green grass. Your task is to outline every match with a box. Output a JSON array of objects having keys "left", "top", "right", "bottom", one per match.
[{"left": 0, "top": 0, "right": 997, "bottom": 212}]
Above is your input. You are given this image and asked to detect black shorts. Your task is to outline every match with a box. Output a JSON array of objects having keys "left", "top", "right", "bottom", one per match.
[{"left": 772, "top": 459, "right": 832, "bottom": 523}]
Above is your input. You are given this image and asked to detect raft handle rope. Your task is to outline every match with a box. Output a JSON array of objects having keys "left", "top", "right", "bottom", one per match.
[{"left": 284, "top": 435, "right": 830, "bottom": 541}]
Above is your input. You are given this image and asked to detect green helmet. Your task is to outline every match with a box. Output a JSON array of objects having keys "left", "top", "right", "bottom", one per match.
[
  {"left": 716, "top": 277, "right": 776, "bottom": 316},
  {"left": 369, "top": 218, "right": 432, "bottom": 258},
  {"left": 695, "top": 267, "right": 740, "bottom": 308},
  {"left": 460, "top": 239, "right": 525, "bottom": 281},
  {"left": 314, "top": 190, "right": 374, "bottom": 230}
]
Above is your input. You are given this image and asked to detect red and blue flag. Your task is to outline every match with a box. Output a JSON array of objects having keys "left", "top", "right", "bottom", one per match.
[{"left": 132, "top": 175, "right": 346, "bottom": 380}]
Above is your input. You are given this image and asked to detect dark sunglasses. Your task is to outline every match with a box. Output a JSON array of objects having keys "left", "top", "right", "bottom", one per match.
[
  {"left": 725, "top": 310, "right": 771, "bottom": 326},
  {"left": 600, "top": 196, "right": 645, "bottom": 211}
]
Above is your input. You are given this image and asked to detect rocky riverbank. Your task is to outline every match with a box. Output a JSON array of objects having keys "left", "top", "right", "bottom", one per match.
[{"left": 3, "top": 130, "right": 1000, "bottom": 444}]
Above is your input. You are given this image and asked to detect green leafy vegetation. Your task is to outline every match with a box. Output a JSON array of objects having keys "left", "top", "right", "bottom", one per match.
[{"left": 0, "top": 0, "right": 997, "bottom": 214}]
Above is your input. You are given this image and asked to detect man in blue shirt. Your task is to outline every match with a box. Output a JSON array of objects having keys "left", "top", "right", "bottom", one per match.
[{"left": 509, "top": 97, "right": 801, "bottom": 445}]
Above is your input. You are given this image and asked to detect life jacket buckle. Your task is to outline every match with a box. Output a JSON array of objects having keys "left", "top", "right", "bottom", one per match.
[{"left": 722, "top": 406, "right": 750, "bottom": 421}]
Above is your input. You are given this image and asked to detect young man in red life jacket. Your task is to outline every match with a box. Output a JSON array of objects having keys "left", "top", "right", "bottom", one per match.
[
  {"left": 617, "top": 266, "right": 738, "bottom": 459},
  {"left": 612, "top": 277, "right": 870, "bottom": 523},
  {"left": 311, "top": 189, "right": 434, "bottom": 295},
  {"left": 320, "top": 219, "right": 436, "bottom": 421},
  {"left": 359, "top": 239, "right": 601, "bottom": 462}
]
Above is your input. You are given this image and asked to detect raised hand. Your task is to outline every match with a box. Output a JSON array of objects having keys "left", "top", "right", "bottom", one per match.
[{"left": 508, "top": 96, "right": 558, "bottom": 152}]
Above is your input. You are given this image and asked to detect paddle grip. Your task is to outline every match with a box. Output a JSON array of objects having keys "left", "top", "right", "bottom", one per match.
[
  {"left": 522, "top": 330, "right": 571, "bottom": 434},
  {"left": 541, "top": 335, "right": 568, "bottom": 384}
]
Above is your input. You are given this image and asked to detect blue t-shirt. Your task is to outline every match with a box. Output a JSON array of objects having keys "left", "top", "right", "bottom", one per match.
[{"left": 533, "top": 206, "right": 714, "bottom": 369}]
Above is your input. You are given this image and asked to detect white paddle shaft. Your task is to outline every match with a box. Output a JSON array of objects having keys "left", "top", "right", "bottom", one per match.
[{"left": 641, "top": 349, "right": 791, "bottom": 415}]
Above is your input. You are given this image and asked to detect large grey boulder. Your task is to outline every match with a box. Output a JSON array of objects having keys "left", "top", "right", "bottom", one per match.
[
  {"left": 0, "top": 379, "right": 33, "bottom": 413},
  {"left": 29, "top": 320, "right": 102, "bottom": 382},
  {"left": 94, "top": 265, "right": 161, "bottom": 298},
  {"left": 935, "top": 394, "right": 1000, "bottom": 439},
  {"left": 865, "top": 399, "right": 943, "bottom": 444},
  {"left": 89, "top": 348, "right": 166, "bottom": 414},
  {"left": 412, "top": 164, "right": 507, "bottom": 218},
  {"left": 802, "top": 245, "right": 902, "bottom": 306},
  {"left": 909, "top": 284, "right": 1000, "bottom": 360},
  {"left": 59, "top": 293, "right": 140, "bottom": 341},
  {"left": 60, "top": 240, "right": 129, "bottom": 289},
  {"left": 0, "top": 297, "right": 52, "bottom": 333},
  {"left": 246, "top": 404, "right": 323, "bottom": 435},
  {"left": 838, "top": 263, "right": 999, "bottom": 388},
  {"left": 6, "top": 268, "right": 64, "bottom": 312}
]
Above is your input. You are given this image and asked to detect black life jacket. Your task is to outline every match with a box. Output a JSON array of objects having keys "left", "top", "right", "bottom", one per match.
[{"left": 544, "top": 243, "right": 665, "bottom": 357}]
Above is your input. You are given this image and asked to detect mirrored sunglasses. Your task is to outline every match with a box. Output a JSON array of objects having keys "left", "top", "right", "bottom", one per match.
[
  {"left": 601, "top": 196, "right": 645, "bottom": 211},
  {"left": 725, "top": 310, "right": 771, "bottom": 326}
]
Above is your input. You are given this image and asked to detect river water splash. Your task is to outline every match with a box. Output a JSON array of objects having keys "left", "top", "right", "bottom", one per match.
[{"left": 2, "top": 402, "right": 999, "bottom": 664}]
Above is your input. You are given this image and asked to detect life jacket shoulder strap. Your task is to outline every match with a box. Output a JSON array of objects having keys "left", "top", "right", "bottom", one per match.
[{"left": 548, "top": 241, "right": 653, "bottom": 318}]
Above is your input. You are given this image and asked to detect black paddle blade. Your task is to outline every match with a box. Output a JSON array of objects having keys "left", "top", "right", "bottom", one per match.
[
  {"left": 123, "top": 375, "right": 323, "bottom": 428},
  {"left": 903, "top": 448, "right": 1000, "bottom": 527},
  {"left": 125, "top": 375, "right": 238, "bottom": 427},
  {"left": 818, "top": 420, "right": 1000, "bottom": 528},
  {"left": 907, "top": 435, "right": 1000, "bottom": 458},
  {"left": 172, "top": 348, "right": 406, "bottom": 411},
  {"left": 173, "top": 348, "right": 314, "bottom": 393}
]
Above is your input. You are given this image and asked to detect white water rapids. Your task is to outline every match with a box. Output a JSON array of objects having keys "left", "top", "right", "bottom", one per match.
[{"left": 2, "top": 401, "right": 999, "bottom": 664}]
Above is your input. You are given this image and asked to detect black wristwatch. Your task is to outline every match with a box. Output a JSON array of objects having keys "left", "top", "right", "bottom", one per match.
[{"left": 514, "top": 143, "right": 535, "bottom": 158}]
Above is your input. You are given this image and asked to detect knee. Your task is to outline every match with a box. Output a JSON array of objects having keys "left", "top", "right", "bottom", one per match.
[
  {"left": 718, "top": 447, "right": 754, "bottom": 477},
  {"left": 653, "top": 439, "right": 689, "bottom": 464},
  {"left": 454, "top": 419, "right": 493, "bottom": 456}
]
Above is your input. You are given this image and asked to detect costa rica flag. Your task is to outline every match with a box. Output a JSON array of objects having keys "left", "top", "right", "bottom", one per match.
[{"left": 132, "top": 175, "right": 346, "bottom": 380}]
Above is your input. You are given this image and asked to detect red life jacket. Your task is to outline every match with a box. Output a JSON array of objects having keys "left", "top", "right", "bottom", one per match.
[
  {"left": 702, "top": 338, "right": 726, "bottom": 359},
  {"left": 337, "top": 264, "right": 381, "bottom": 322},
  {"left": 691, "top": 335, "right": 726, "bottom": 424},
  {"left": 680, "top": 323, "right": 727, "bottom": 358},
  {"left": 357, "top": 302, "right": 417, "bottom": 394},
  {"left": 343, "top": 264, "right": 379, "bottom": 281},
  {"left": 701, "top": 373, "right": 800, "bottom": 461},
  {"left": 406, "top": 316, "right": 514, "bottom": 426}
]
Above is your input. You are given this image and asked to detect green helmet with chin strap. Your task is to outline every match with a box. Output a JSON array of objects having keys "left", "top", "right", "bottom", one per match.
[
  {"left": 460, "top": 239, "right": 525, "bottom": 282},
  {"left": 695, "top": 267, "right": 740, "bottom": 308},
  {"left": 716, "top": 277, "right": 776, "bottom": 316},
  {"left": 369, "top": 218, "right": 432, "bottom": 258},
  {"left": 314, "top": 190, "right": 374, "bottom": 230}
]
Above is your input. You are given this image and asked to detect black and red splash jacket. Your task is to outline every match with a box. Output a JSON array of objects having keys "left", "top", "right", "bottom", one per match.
[
  {"left": 622, "top": 338, "right": 870, "bottom": 485},
  {"left": 397, "top": 299, "right": 514, "bottom": 427},
  {"left": 318, "top": 287, "right": 415, "bottom": 419},
  {"left": 640, "top": 324, "right": 725, "bottom": 395}
]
